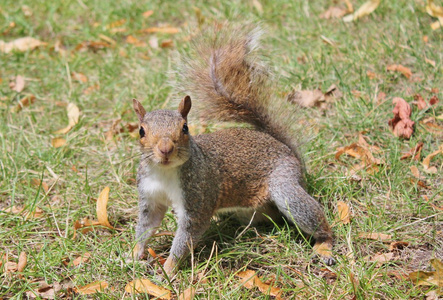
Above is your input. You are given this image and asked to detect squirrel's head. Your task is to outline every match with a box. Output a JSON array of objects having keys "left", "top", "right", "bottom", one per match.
[{"left": 133, "top": 96, "right": 192, "bottom": 168}]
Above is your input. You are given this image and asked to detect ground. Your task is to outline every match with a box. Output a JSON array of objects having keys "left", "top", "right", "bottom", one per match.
[{"left": 0, "top": 0, "right": 442, "bottom": 299}]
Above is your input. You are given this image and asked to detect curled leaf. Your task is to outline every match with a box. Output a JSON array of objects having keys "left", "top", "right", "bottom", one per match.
[
  {"left": 343, "top": 0, "right": 381, "bottom": 22},
  {"left": 388, "top": 97, "right": 414, "bottom": 139},
  {"left": 54, "top": 103, "right": 80, "bottom": 134},
  {"left": 97, "top": 187, "right": 113, "bottom": 229},
  {"left": 17, "top": 251, "right": 27, "bottom": 272},
  {"left": 337, "top": 201, "right": 351, "bottom": 224},
  {"left": 400, "top": 142, "right": 423, "bottom": 161},
  {"left": 125, "top": 278, "right": 171, "bottom": 299}
]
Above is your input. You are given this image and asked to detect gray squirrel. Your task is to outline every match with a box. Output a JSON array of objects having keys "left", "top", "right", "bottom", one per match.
[{"left": 132, "top": 24, "right": 335, "bottom": 275}]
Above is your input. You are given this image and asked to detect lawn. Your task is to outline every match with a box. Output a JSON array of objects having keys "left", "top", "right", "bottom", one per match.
[{"left": 1, "top": 0, "right": 442, "bottom": 298}]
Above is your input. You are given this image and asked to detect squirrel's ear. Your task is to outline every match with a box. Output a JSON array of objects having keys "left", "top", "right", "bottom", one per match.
[
  {"left": 178, "top": 95, "right": 192, "bottom": 119},
  {"left": 133, "top": 99, "right": 146, "bottom": 123}
]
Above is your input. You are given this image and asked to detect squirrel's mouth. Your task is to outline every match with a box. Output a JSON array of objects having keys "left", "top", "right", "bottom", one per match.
[{"left": 160, "top": 158, "right": 170, "bottom": 165}]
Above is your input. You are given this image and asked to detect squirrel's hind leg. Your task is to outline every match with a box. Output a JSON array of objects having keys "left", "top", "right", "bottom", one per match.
[{"left": 269, "top": 160, "right": 335, "bottom": 265}]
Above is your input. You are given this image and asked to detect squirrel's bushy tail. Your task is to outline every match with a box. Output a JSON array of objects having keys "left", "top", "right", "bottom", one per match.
[{"left": 175, "top": 23, "right": 304, "bottom": 169}]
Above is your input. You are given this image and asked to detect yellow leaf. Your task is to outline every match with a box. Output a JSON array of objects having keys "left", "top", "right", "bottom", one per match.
[
  {"left": 54, "top": 103, "right": 80, "bottom": 134},
  {"left": 343, "top": 0, "right": 381, "bottom": 22},
  {"left": 358, "top": 232, "right": 392, "bottom": 241},
  {"left": 0, "top": 37, "right": 46, "bottom": 53},
  {"left": 140, "top": 27, "right": 180, "bottom": 34},
  {"left": 51, "top": 138, "right": 66, "bottom": 148},
  {"left": 235, "top": 269, "right": 283, "bottom": 299},
  {"left": 76, "top": 281, "right": 108, "bottom": 295},
  {"left": 143, "top": 10, "right": 154, "bottom": 18},
  {"left": 409, "top": 259, "right": 443, "bottom": 287},
  {"left": 422, "top": 145, "right": 442, "bottom": 174},
  {"left": 426, "top": 0, "right": 443, "bottom": 18},
  {"left": 125, "top": 278, "right": 171, "bottom": 299},
  {"left": 337, "top": 201, "right": 351, "bottom": 224},
  {"left": 72, "top": 252, "right": 91, "bottom": 266},
  {"left": 97, "top": 186, "right": 113, "bottom": 229},
  {"left": 17, "top": 251, "right": 27, "bottom": 272}
]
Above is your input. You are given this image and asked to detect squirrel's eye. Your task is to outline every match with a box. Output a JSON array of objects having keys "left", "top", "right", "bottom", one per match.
[
  {"left": 182, "top": 123, "right": 189, "bottom": 134},
  {"left": 139, "top": 127, "right": 145, "bottom": 138}
]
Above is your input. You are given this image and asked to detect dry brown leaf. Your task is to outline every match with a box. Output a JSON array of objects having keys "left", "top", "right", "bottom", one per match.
[
  {"left": 31, "top": 178, "right": 49, "bottom": 193},
  {"left": 420, "top": 118, "right": 443, "bottom": 136},
  {"left": 387, "top": 64, "right": 412, "bottom": 79},
  {"left": 14, "top": 95, "right": 36, "bottom": 112},
  {"left": 431, "top": 17, "right": 443, "bottom": 30},
  {"left": 51, "top": 138, "right": 66, "bottom": 148},
  {"left": 0, "top": 37, "right": 46, "bottom": 53},
  {"left": 388, "top": 97, "right": 414, "bottom": 139},
  {"left": 343, "top": 0, "right": 381, "bottom": 22},
  {"left": 429, "top": 95, "right": 439, "bottom": 106},
  {"left": 337, "top": 201, "right": 351, "bottom": 224},
  {"left": 147, "top": 248, "right": 166, "bottom": 265},
  {"left": 358, "top": 232, "right": 392, "bottom": 241},
  {"left": 72, "top": 217, "right": 100, "bottom": 239},
  {"left": 370, "top": 252, "right": 394, "bottom": 265},
  {"left": 83, "top": 84, "right": 100, "bottom": 95},
  {"left": 426, "top": 0, "right": 443, "bottom": 18},
  {"left": 126, "top": 35, "right": 147, "bottom": 47},
  {"left": 71, "top": 72, "right": 88, "bottom": 83},
  {"left": 425, "top": 57, "right": 436, "bottom": 67},
  {"left": 140, "top": 27, "right": 180, "bottom": 34},
  {"left": 178, "top": 287, "right": 196, "bottom": 300},
  {"left": 106, "top": 19, "right": 126, "bottom": 29},
  {"left": 96, "top": 186, "right": 113, "bottom": 229},
  {"left": 287, "top": 89, "right": 325, "bottom": 108},
  {"left": 75, "top": 281, "right": 108, "bottom": 295},
  {"left": 235, "top": 269, "right": 283, "bottom": 299},
  {"left": 320, "top": 6, "right": 349, "bottom": 19},
  {"left": 10, "top": 75, "right": 25, "bottom": 92},
  {"left": 72, "top": 252, "right": 91, "bottom": 266},
  {"left": 25, "top": 281, "right": 62, "bottom": 299},
  {"left": 54, "top": 103, "right": 80, "bottom": 134},
  {"left": 125, "top": 279, "right": 171, "bottom": 299},
  {"left": 143, "top": 10, "right": 154, "bottom": 18},
  {"left": 366, "top": 70, "right": 378, "bottom": 79},
  {"left": 17, "top": 251, "right": 27, "bottom": 272},
  {"left": 400, "top": 142, "right": 423, "bottom": 161},
  {"left": 389, "top": 241, "right": 409, "bottom": 251},
  {"left": 413, "top": 94, "right": 427, "bottom": 110},
  {"left": 409, "top": 258, "right": 443, "bottom": 287},
  {"left": 160, "top": 39, "right": 174, "bottom": 48},
  {"left": 409, "top": 166, "right": 421, "bottom": 179},
  {"left": 3, "top": 206, "right": 44, "bottom": 219},
  {"left": 74, "top": 41, "right": 111, "bottom": 52},
  {"left": 422, "top": 145, "right": 442, "bottom": 174}
]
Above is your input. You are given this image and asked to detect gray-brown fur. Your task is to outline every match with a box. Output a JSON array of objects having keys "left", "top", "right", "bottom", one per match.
[{"left": 132, "top": 24, "right": 334, "bottom": 275}]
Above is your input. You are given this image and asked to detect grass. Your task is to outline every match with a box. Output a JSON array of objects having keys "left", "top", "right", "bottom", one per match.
[{"left": 1, "top": 0, "right": 442, "bottom": 298}]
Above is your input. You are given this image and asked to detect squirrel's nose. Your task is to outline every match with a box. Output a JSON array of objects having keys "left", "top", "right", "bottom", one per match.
[{"left": 158, "top": 138, "right": 175, "bottom": 156}]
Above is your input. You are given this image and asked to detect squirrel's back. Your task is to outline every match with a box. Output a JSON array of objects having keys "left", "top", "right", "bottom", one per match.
[{"left": 175, "top": 23, "right": 305, "bottom": 172}]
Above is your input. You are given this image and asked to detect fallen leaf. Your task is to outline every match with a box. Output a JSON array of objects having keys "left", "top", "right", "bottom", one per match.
[
  {"left": 420, "top": 118, "right": 443, "bottom": 136},
  {"left": 422, "top": 195, "right": 443, "bottom": 211},
  {"left": 106, "top": 19, "right": 126, "bottom": 29},
  {"left": 235, "top": 269, "right": 283, "bottom": 299},
  {"left": 160, "top": 39, "right": 174, "bottom": 48},
  {"left": 430, "top": 17, "right": 443, "bottom": 30},
  {"left": 387, "top": 64, "right": 412, "bottom": 79},
  {"left": 343, "top": 0, "right": 381, "bottom": 22},
  {"left": 426, "top": 0, "right": 443, "bottom": 18},
  {"left": 287, "top": 89, "right": 325, "bottom": 108},
  {"left": 149, "top": 36, "right": 159, "bottom": 49},
  {"left": 96, "top": 187, "right": 113, "bottom": 229},
  {"left": 25, "top": 281, "right": 62, "bottom": 299},
  {"left": 75, "top": 281, "right": 108, "bottom": 295},
  {"left": 126, "top": 35, "right": 147, "bottom": 47},
  {"left": 0, "top": 37, "right": 46, "bottom": 53},
  {"left": 54, "top": 103, "right": 80, "bottom": 134},
  {"left": 3, "top": 206, "right": 44, "bottom": 219},
  {"left": 72, "top": 217, "right": 100, "bottom": 239},
  {"left": 17, "top": 251, "right": 27, "bottom": 272},
  {"left": 429, "top": 95, "right": 439, "bottom": 105},
  {"left": 83, "top": 84, "right": 100, "bottom": 95},
  {"left": 252, "top": 0, "right": 264, "bottom": 14},
  {"left": 5, "top": 261, "right": 18, "bottom": 272},
  {"left": 409, "top": 258, "right": 443, "bottom": 287},
  {"left": 140, "top": 27, "right": 180, "bottom": 34},
  {"left": 409, "top": 166, "right": 421, "bottom": 179},
  {"left": 71, "top": 72, "right": 88, "bottom": 83},
  {"left": 400, "top": 142, "right": 423, "bottom": 160},
  {"left": 178, "top": 287, "right": 196, "bottom": 300},
  {"left": 14, "top": 95, "right": 36, "bottom": 112},
  {"left": 388, "top": 97, "right": 414, "bottom": 139},
  {"left": 389, "top": 241, "right": 409, "bottom": 251},
  {"left": 31, "top": 178, "right": 49, "bottom": 193},
  {"left": 10, "top": 75, "right": 25, "bottom": 92},
  {"left": 72, "top": 252, "right": 91, "bottom": 266},
  {"left": 125, "top": 279, "right": 171, "bottom": 299},
  {"left": 51, "top": 138, "right": 66, "bottom": 148},
  {"left": 147, "top": 248, "right": 166, "bottom": 265},
  {"left": 320, "top": 6, "right": 349, "bottom": 19},
  {"left": 425, "top": 57, "right": 436, "bottom": 67},
  {"left": 337, "top": 201, "right": 351, "bottom": 224},
  {"left": 142, "top": 10, "right": 154, "bottom": 18},
  {"left": 358, "top": 232, "right": 392, "bottom": 241},
  {"left": 377, "top": 92, "right": 386, "bottom": 102},
  {"left": 366, "top": 70, "right": 378, "bottom": 79},
  {"left": 370, "top": 252, "right": 394, "bottom": 265},
  {"left": 413, "top": 94, "right": 427, "bottom": 110},
  {"left": 98, "top": 34, "right": 116, "bottom": 46},
  {"left": 74, "top": 41, "right": 111, "bottom": 52},
  {"left": 423, "top": 35, "right": 429, "bottom": 43},
  {"left": 422, "top": 145, "right": 442, "bottom": 174}
]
